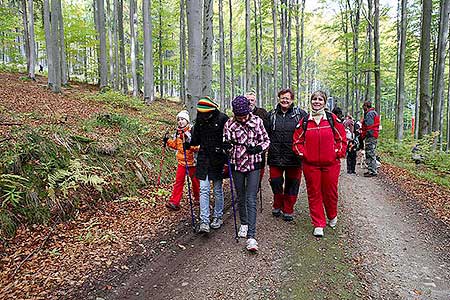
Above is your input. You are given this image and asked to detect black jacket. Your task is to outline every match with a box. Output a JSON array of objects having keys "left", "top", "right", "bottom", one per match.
[
  {"left": 190, "top": 110, "right": 229, "bottom": 180},
  {"left": 267, "top": 104, "right": 307, "bottom": 167}
]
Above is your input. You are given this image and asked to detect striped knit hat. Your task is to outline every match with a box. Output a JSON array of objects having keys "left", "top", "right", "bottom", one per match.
[{"left": 197, "top": 96, "right": 219, "bottom": 113}]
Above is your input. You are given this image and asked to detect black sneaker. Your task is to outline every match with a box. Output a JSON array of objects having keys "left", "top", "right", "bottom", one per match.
[
  {"left": 282, "top": 213, "right": 294, "bottom": 222},
  {"left": 165, "top": 202, "right": 180, "bottom": 210},
  {"left": 363, "top": 172, "right": 377, "bottom": 177},
  {"left": 272, "top": 208, "right": 282, "bottom": 217}
]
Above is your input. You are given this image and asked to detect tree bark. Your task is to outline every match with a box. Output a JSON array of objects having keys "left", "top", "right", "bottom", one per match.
[
  {"left": 280, "top": 0, "right": 287, "bottom": 88},
  {"left": 245, "top": 0, "right": 251, "bottom": 92},
  {"left": 202, "top": 0, "right": 213, "bottom": 96},
  {"left": 21, "top": 0, "right": 30, "bottom": 73},
  {"left": 180, "top": 0, "right": 187, "bottom": 103},
  {"left": 43, "top": 0, "right": 54, "bottom": 86},
  {"left": 27, "top": 0, "right": 35, "bottom": 79},
  {"left": 395, "top": 0, "right": 407, "bottom": 141},
  {"left": 58, "top": 1, "right": 67, "bottom": 85},
  {"left": 113, "top": 0, "right": 120, "bottom": 89},
  {"left": 374, "top": 0, "right": 381, "bottom": 113},
  {"left": 287, "top": 0, "right": 292, "bottom": 88},
  {"left": 253, "top": 0, "right": 260, "bottom": 101},
  {"left": 130, "top": 0, "right": 138, "bottom": 96},
  {"left": 96, "top": 0, "right": 108, "bottom": 89},
  {"left": 186, "top": 0, "right": 203, "bottom": 117},
  {"left": 272, "top": 0, "right": 278, "bottom": 105},
  {"left": 447, "top": 48, "right": 450, "bottom": 151},
  {"left": 106, "top": 0, "right": 114, "bottom": 87},
  {"left": 51, "top": 0, "right": 61, "bottom": 93},
  {"left": 228, "top": 0, "right": 235, "bottom": 102},
  {"left": 218, "top": 0, "right": 225, "bottom": 107},
  {"left": 365, "top": 0, "right": 373, "bottom": 102},
  {"left": 143, "top": 0, "right": 154, "bottom": 104},
  {"left": 418, "top": 0, "right": 432, "bottom": 138},
  {"left": 158, "top": 0, "right": 163, "bottom": 97},
  {"left": 117, "top": 0, "right": 127, "bottom": 93}
]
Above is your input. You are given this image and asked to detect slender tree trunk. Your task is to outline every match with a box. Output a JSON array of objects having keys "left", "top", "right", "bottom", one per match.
[
  {"left": 447, "top": 49, "right": 450, "bottom": 151},
  {"left": 106, "top": 0, "right": 114, "bottom": 86},
  {"left": 280, "top": 0, "right": 287, "bottom": 88},
  {"left": 143, "top": 0, "right": 154, "bottom": 104},
  {"left": 218, "top": 0, "right": 225, "bottom": 107},
  {"left": 130, "top": 0, "right": 138, "bottom": 96},
  {"left": 180, "top": 0, "right": 187, "bottom": 103},
  {"left": 51, "top": 0, "right": 61, "bottom": 93},
  {"left": 21, "top": 0, "right": 30, "bottom": 73},
  {"left": 418, "top": 0, "right": 432, "bottom": 138},
  {"left": 27, "top": 0, "right": 35, "bottom": 79},
  {"left": 253, "top": 0, "right": 260, "bottom": 101},
  {"left": 414, "top": 53, "right": 421, "bottom": 139},
  {"left": 244, "top": 0, "right": 251, "bottom": 92},
  {"left": 272, "top": 0, "right": 278, "bottom": 104},
  {"left": 158, "top": 0, "right": 163, "bottom": 97},
  {"left": 202, "top": 0, "right": 213, "bottom": 96},
  {"left": 58, "top": 1, "right": 67, "bottom": 85},
  {"left": 287, "top": 0, "right": 292, "bottom": 88},
  {"left": 96, "top": 0, "right": 108, "bottom": 89},
  {"left": 365, "top": 0, "right": 373, "bottom": 102},
  {"left": 229, "top": 0, "right": 235, "bottom": 102},
  {"left": 186, "top": 0, "right": 203, "bottom": 117},
  {"left": 43, "top": 0, "right": 54, "bottom": 86},
  {"left": 432, "top": 0, "right": 450, "bottom": 138},
  {"left": 113, "top": 0, "right": 120, "bottom": 89},
  {"left": 117, "top": 0, "right": 127, "bottom": 93},
  {"left": 395, "top": 0, "right": 407, "bottom": 141},
  {"left": 258, "top": 0, "right": 263, "bottom": 106},
  {"left": 374, "top": 0, "right": 381, "bottom": 113}
]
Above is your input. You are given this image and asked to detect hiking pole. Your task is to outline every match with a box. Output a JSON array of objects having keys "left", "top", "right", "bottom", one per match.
[
  {"left": 259, "top": 180, "right": 263, "bottom": 213},
  {"left": 157, "top": 131, "right": 169, "bottom": 186},
  {"left": 182, "top": 134, "right": 196, "bottom": 233},
  {"left": 226, "top": 157, "right": 239, "bottom": 243}
]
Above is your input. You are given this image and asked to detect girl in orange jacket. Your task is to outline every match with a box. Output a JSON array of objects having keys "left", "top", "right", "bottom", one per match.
[{"left": 165, "top": 110, "right": 200, "bottom": 210}]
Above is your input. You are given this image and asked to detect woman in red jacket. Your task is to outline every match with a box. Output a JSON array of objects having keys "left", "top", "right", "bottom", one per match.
[{"left": 292, "top": 91, "right": 347, "bottom": 237}]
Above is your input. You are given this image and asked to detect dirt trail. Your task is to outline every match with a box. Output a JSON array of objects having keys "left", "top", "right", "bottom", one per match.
[{"left": 86, "top": 165, "right": 450, "bottom": 300}]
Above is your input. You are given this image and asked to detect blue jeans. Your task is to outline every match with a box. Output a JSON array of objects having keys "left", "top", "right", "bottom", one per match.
[
  {"left": 232, "top": 169, "right": 260, "bottom": 238},
  {"left": 199, "top": 176, "right": 224, "bottom": 224}
]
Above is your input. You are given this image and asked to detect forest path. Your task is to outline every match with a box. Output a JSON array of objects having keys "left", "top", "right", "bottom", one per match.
[{"left": 92, "top": 163, "right": 450, "bottom": 300}]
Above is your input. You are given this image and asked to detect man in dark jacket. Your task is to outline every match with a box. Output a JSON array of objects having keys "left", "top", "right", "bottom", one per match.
[
  {"left": 189, "top": 97, "right": 229, "bottom": 233},
  {"left": 361, "top": 101, "right": 380, "bottom": 177},
  {"left": 267, "top": 88, "right": 307, "bottom": 221}
]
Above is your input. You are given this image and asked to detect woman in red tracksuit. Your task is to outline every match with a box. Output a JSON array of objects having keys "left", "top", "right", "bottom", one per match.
[{"left": 292, "top": 91, "right": 347, "bottom": 237}]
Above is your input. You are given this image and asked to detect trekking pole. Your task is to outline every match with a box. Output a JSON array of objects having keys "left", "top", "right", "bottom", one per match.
[
  {"left": 157, "top": 131, "right": 169, "bottom": 186},
  {"left": 259, "top": 180, "right": 263, "bottom": 213},
  {"left": 182, "top": 134, "right": 196, "bottom": 232},
  {"left": 226, "top": 157, "right": 239, "bottom": 243}
]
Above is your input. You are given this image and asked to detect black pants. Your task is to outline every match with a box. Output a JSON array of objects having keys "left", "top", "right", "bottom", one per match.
[{"left": 347, "top": 152, "right": 357, "bottom": 173}]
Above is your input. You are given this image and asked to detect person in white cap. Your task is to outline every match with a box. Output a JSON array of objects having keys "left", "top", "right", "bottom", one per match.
[{"left": 164, "top": 110, "right": 200, "bottom": 210}]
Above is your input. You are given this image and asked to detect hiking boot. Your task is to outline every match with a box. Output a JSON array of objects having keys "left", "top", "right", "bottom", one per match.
[
  {"left": 246, "top": 238, "right": 258, "bottom": 252},
  {"left": 272, "top": 208, "right": 282, "bottom": 217},
  {"left": 238, "top": 225, "right": 248, "bottom": 238},
  {"left": 198, "top": 222, "right": 210, "bottom": 233},
  {"left": 313, "top": 227, "right": 324, "bottom": 237},
  {"left": 329, "top": 216, "right": 337, "bottom": 228},
  {"left": 210, "top": 217, "right": 223, "bottom": 229},
  {"left": 282, "top": 213, "right": 294, "bottom": 222},
  {"left": 363, "top": 172, "right": 377, "bottom": 177},
  {"left": 165, "top": 202, "right": 180, "bottom": 211}
]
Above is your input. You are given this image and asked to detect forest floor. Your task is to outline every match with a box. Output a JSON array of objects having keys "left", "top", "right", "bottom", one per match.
[{"left": 1, "top": 73, "right": 450, "bottom": 299}]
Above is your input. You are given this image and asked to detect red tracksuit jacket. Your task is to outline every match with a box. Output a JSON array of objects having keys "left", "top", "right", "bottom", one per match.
[{"left": 292, "top": 114, "right": 347, "bottom": 166}]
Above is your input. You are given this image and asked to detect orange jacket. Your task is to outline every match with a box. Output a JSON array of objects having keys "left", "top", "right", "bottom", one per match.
[{"left": 166, "top": 126, "right": 199, "bottom": 167}]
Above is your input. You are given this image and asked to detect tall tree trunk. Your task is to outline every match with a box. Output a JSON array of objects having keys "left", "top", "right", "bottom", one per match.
[
  {"left": 202, "top": 0, "right": 213, "bottom": 96},
  {"left": 287, "top": 0, "right": 292, "bottom": 88},
  {"left": 21, "top": 0, "right": 30, "bottom": 73},
  {"left": 218, "top": 0, "right": 225, "bottom": 107},
  {"left": 258, "top": 0, "right": 263, "bottom": 106},
  {"left": 143, "top": 0, "right": 154, "bottom": 104},
  {"left": 186, "top": 0, "right": 203, "bottom": 117},
  {"left": 180, "top": 0, "right": 187, "bottom": 103},
  {"left": 245, "top": 0, "right": 251, "bottom": 92},
  {"left": 106, "top": 0, "right": 114, "bottom": 86},
  {"left": 374, "top": 0, "right": 381, "bottom": 113},
  {"left": 280, "top": 0, "right": 287, "bottom": 88},
  {"left": 365, "top": 0, "right": 373, "bottom": 102},
  {"left": 51, "top": 0, "right": 61, "bottom": 93},
  {"left": 432, "top": 0, "right": 450, "bottom": 138},
  {"left": 272, "top": 0, "right": 278, "bottom": 105},
  {"left": 414, "top": 53, "right": 421, "bottom": 139},
  {"left": 113, "top": 0, "right": 120, "bottom": 89},
  {"left": 253, "top": 0, "right": 260, "bottom": 102},
  {"left": 395, "top": 0, "right": 407, "bottom": 141},
  {"left": 348, "top": 0, "right": 361, "bottom": 114},
  {"left": 418, "top": 0, "right": 432, "bottom": 138},
  {"left": 43, "top": 0, "right": 54, "bottom": 86},
  {"left": 118, "top": 0, "right": 127, "bottom": 93},
  {"left": 447, "top": 49, "right": 450, "bottom": 151},
  {"left": 27, "top": 0, "right": 35, "bottom": 79},
  {"left": 96, "top": 0, "right": 108, "bottom": 89},
  {"left": 130, "top": 0, "right": 138, "bottom": 96},
  {"left": 158, "top": 0, "right": 163, "bottom": 97},
  {"left": 228, "top": 0, "right": 235, "bottom": 102},
  {"left": 58, "top": 1, "right": 67, "bottom": 85}
]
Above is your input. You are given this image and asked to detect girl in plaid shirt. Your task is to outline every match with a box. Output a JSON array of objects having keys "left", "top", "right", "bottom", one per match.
[{"left": 223, "top": 96, "right": 270, "bottom": 252}]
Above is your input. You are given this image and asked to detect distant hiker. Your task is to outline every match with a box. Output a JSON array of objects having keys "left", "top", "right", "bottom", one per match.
[
  {"left": 267, "top": 88, "right": 307, "bottom": 221},
  {"left": 187, "top": 97, "right": 229, "bottom": 233},
  {"left": 223, "top": 96, "right": 270, "bottom": 252},
  {"left": 292, "top": 90, "right": 347, "bottom": 237},
  {"left": 164, "top": 110, "right": 200, "bottom": 211},
  {"left": 343, "top": 115, "right": 357, "bottom": 174},
  {"left": 332, "top": 106, "right": 344, "bottom": 121},
  {"left": 39, "top": 64, "right": 43, "bottom": 73},
  {"left": 246, "top": 91, "right": 269, "bottom": 181},
  {"left": 361, "top": 101, "right": 380, "bottom": 177}
]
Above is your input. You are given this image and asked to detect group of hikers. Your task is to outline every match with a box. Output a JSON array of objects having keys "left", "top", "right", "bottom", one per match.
[{"left": 161, "top": 88, "right": 380, "bottom": 252}]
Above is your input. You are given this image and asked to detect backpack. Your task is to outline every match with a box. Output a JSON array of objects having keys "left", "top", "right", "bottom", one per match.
[{"left": 301, "top": 111, "right": 336, "bottom": 133}]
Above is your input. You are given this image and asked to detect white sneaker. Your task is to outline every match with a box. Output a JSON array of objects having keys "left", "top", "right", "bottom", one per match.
[
  {"left": 246, "top": 238, "right": 258, "bottom": 252},
  {"left": 313, "top": 227, "right": 324, "bottom": 237},
  {"left": 329, "top": 216, "right": 337, "bottom": 228},
  {"left": 198, "top": 222, "right": 210, "bottom": 233},
  {"left": 238, "top": 225, "right": 248, "bottom": 238},
  {"left": 210, "top": 217, "right": 223, "bottom": 229}
]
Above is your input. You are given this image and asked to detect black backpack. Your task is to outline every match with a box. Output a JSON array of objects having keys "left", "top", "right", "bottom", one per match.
[{"left": 301, "top": 111, "right": 336, "bottom": 133}]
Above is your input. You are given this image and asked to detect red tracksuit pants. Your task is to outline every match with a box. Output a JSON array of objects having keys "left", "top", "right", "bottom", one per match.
[
  {"left": 302, "top": 162, "right": 340, "bottom": 228},
  {"left": 169, "top": 164, "right": 200, "bottom": 206},
  {"left": 269, "top": 166, "right": 302, "bottom": 214}
]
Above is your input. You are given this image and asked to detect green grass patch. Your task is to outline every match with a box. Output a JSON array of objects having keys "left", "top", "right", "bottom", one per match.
[
  {"left": 87, "top": 90, "right": 146, "bottom": 110},
  {"left": 281, "top": 202, "right": 365, "bottom": 299}
]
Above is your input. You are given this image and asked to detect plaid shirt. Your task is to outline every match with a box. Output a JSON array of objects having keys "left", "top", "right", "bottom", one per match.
[{"left": 223, "top": 114, "right": 270, "bottom": 172}]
